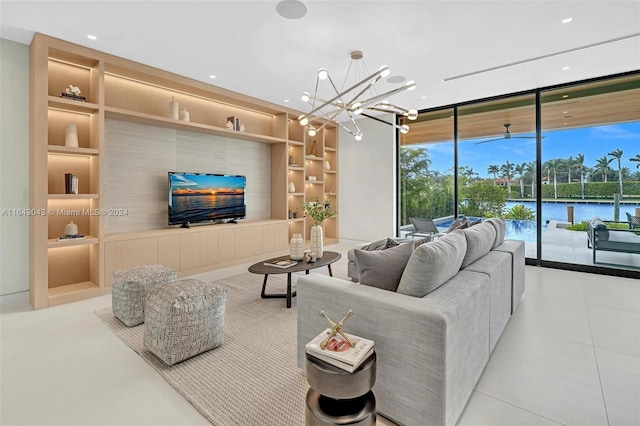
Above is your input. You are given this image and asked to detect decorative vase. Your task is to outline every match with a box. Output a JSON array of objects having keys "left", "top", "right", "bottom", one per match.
[
  {"left": 290, "top": 233, "right": 304, "bottom": 260},
  {"left": 64, "top": 221, "right": 78, "bottom": 236},
  {"left": 325, "top": 160, "right": 331, "bottom": 170},
  {"left": 169, "top": 96, "right": 179, "bottom": 120},
  {"left": 289, "top": 182, "right": 296, "bottom": 193},
  {"left": 179, "top": 106, "right": 190, "bottom": 122},
  {"left": 65, "top": 124, "right": 79, "bottom": 148},
  {"left": 289, "top": 155, "right": 296, "bottom": 166},
  {"left": 310, "top": 224, "right": 324, "bottom": 258}
]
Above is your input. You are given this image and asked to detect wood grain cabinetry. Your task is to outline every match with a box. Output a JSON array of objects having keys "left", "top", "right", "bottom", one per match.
[{"left": 29, "top": 34, "right": 338, "bottom": 309}]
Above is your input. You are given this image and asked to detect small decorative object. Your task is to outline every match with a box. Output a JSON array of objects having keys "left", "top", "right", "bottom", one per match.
[
  {"left": 61, "top": 85, "right": 86, "bottom": 102},
  {"left": 64, "top": 173, "right": 78, "bottom": 194},
  {"left": 319, "top": 309, "right": 356, "bottom": 349},
  {"left": 306, "top": 139, "right": 317, "bottom": 156},
  {"left": 288, "top": 181, "right": 296, "bottom": 193},
  {"left": 302, "top": 198, "right": 337, "bottom": 259},
  {"left": 169, "top": 97, "right": 179, "bottom": 120},
  {"left": 179, "top": 106, "right": 190, "bottom": 122},
  {"left": 65, "top": 124, "right": 79, "bottom": 148},
  {"left": 289, "top": 155, "right": 296, "bottom": 166},
  {"left": 292, "top": 211, "right": 298, "bottom": 219},
  {"left": 64, "top": 221, "right": 78, "bottom": 236},
  {"left": 239, "top": 123, "right": 246, "bottom": 132},
  {"left": 306, "top": 253, "right": 317, "bottom": 263},
  {"left": 324, "top": 160, "right": 331, "bottom": 171},
  {"left": 308, "top": 175, "right": 316, "bottom": 182},
  {"left": 226, "top": 120, "right": 234, "bottom": 130},
  {"left": 289, "top": 233, "right": 304, "bottom": 260},
  {"left": 288, "top": 210, "right": 293, "bottom": 219},
  {"left": 227, "top": 116, "right": 240, "bottom": 131}
]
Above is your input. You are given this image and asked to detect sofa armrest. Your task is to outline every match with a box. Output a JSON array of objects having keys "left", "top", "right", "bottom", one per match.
[{"left": 296, "top": 271, "right": 491, "bottom": 426}]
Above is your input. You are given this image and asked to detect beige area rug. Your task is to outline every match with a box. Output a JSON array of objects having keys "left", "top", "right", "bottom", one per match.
[{"left": 96, "top": 258, "right": 349, "bottom": 426}]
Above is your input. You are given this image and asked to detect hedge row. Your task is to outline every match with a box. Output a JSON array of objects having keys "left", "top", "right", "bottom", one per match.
[{"left": 510, "top": 181, "right": 640, "bottom": 199}]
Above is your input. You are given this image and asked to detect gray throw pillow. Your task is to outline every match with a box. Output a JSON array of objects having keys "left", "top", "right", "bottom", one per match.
[
  {"left": 458, "top": 221, "right": 497, "bottom": 268},
  {"left": 397, "top": 231, "right": 467, "bottom": 297},
  {"left": 354, "top": 241, "right": 414, "bottom": 292},
  {"left": 486, "top": 218, "right": 506, "bottom": 248},
  {"left": 446, "top": 219, "right": 463, "bottom": 233},
  {"left": 383, "top": 238, "right": 400, "bottom": 249}
]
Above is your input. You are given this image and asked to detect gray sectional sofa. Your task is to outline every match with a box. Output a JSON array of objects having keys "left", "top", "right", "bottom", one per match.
[{"left": 297, "top": 219, "right": 524, "bottom": 426}]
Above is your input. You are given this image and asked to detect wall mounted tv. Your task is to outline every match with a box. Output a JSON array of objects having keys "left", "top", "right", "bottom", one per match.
[{"left": 168, "top": 172, "right": 246, "bottom": 227}]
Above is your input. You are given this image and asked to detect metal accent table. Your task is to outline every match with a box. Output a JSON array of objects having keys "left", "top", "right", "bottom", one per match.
[
  {"left": 248, "top": 251, "right": 341, "bottom": 308},
  {"left": 305, "top": 351, "right": 377, "bottom": 425}
]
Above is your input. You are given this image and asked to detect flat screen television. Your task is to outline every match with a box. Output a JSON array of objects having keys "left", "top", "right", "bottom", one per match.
[{"left": 168, "top": 172, "right": 246, "bottom": 227}]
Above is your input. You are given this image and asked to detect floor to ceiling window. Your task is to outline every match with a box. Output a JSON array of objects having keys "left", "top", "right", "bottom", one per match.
[
  {"left": 540, "top": 74, "right": 640, "bottom": 271},
  {"left": 398, "top": 71, "right": 640, "bottom": 277},
  {"left": 398, "top": 108, "right": 455, "bottom": 237}
]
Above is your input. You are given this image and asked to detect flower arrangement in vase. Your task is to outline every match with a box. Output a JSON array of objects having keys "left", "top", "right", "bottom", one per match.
[{"left": 302, "top": 198, "right": 337, "bottom": 258}]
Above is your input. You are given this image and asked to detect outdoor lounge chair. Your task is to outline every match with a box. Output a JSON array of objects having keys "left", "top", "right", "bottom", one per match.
[
  {"left": 407, "top": 217, "right": 439, "bottom": 239},
  {"left": 588, "top": 217, "right": 640, "bottom": 265},
  {"left": 626, "top": 212, "right": 640, "bottom": 230}
]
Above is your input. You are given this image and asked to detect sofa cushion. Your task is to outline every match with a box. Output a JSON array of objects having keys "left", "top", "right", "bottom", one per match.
[
  {"left": 396, "top": 231, "right": 467, "bottom": 297},
  {"left": 354, "top": 241, "right": 415, "bottom": 292},
  {"left": 486, "top": 218, "right": 506, "bottom": 248},
  {"left": 590, "top": 217, "right": 609, "bottom": 241},
  {"left": 413, "top": 236, "right": 432, "bottom": 249},
  {"left": 445, "top": 218, "right": 465, "bottom": 233},
  {"left": 458, "top": 221, "right": 497, "bottom": 268}
]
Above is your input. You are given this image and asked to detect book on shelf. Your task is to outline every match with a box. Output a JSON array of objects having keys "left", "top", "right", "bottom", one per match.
[
  {"left": 57, "top": 235, "right": 85, "bottom": 241},
  {"left": 263, "top": 258, "right": 297, "bottom": 268},
  {"left": 305, "top": 328, "right": 375, "bottom": 373}
]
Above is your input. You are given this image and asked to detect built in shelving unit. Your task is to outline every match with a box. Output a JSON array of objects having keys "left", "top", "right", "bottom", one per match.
[{"left": 29, "top": 34, "right": 338, "bottom": 309}]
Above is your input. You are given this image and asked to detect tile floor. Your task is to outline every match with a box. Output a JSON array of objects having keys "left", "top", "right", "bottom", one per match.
[{"left": 1, "top": 241, "right": 638, "bottom": 426}]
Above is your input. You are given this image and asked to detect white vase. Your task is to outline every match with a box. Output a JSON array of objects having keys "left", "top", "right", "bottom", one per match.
[
  {"left": 325, "top": 160, "right": 331, "bottom": 170},
  {"left": 289, "top": 233, "right": 304, "bottom": 260},
  {"left": 288, "top": 182, "right": 296, "bottom": 193},
  {"left": 179, "top": 107, "right": 190, "bottom": 122},
  {"left": 310, "top": 224, "right": 324, "bottom": 258},
  {"left": 64, "top": 221, "right": 78, "bottom": 236},
  {"left": 65, "top": 124, "right": 79, "bottom": 148},
  {"left": 169, "top": 97, "right": 179, "bottom": 120}
]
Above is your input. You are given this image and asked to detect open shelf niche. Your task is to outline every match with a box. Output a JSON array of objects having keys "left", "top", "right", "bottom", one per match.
[{"left": 29, "top": 33, "right": 338, "bottom": 309}]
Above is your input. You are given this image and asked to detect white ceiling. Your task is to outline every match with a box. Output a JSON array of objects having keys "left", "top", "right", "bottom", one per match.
[{"left": 2, "top": 1, "right": 639, "bottom": 115}]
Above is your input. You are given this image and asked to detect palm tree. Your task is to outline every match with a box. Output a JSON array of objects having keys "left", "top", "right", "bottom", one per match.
[
  {"left": 576, "top": 153, "right": 585, "bottom": 199},
  {"left": 515, "top": 163, "right": 527, "bottom": 198},
  {"left": 594, "top": 156, "right": 612, "bottom": 182},
  {"left": 500, "top": 161, "right": 514, "bottom": 199},
  {"left": 630, "top": 154, "right": 640, "bottom": 169},
  {"left": 547, "top": 159, "right": 561, "bottom": 199},
  {"left": 525, "top": 161, "right": 536, "bottom": 198},
  {"left": 487, "top": 165, "right": 500, "bottom": 185},
  {"left": 608, "top": 148, "right": 624, "bottom": 196},
  {"left": 564, "top": 156, "right": 576, "bottom": 183}
]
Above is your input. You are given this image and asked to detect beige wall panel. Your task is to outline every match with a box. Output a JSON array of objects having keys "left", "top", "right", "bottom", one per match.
[
  {"left": 48, "top": 245, "right": 91, "bottom": 287},
  {"left": 218, "top": 228, "right": 235, "bottom": 262},
  {"left": 103, "top": 238, "right": 158, "bottom": 286},
  {"left": 180, "top": 233, "right": 201, "bottom": 270},
  {"left": 200, "top": 229, "right": 219, "bottom": 266},
  {"left": 158, "top": 235, "right": 180, "bottom": 271}
]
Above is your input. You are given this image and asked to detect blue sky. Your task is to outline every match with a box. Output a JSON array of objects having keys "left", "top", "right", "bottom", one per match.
[{"left": 424, "top": 122, "right": 640, "bottom": 178}]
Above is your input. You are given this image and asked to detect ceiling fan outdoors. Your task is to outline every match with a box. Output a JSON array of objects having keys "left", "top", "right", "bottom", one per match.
[{"left": 474, "top": 123, "right": 540, "bottom": 144}]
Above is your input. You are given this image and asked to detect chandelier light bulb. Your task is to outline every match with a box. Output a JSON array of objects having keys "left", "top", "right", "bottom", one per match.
[
  {"left": 408, "top": 109, "right": 418, "bottom": 120},
  {"left": 318, "top": 68, "right": 328, "bottom": 80},
  {"left": 298, "top": 115, "right": 309, "bottom": 126},
  {"left": 406, "top": 80, "right": 416, "bottom": 90},
  {"left": 355, "top": 133, "right": 363, "bottom": 141},
  {"left": 379, "top": 66, "right": 391, "bottom": 78},
  {"left": 308, "top": 126, "right": 317, "bottom": 136},
  {"left": 301, "top": 92, "right": 310, "bottom": 102},
  {"left": 400, "top": 125, "right": 410, "bottom": 134},
  {"left": 352, "top": 102, "right": 363, "bottom": 114}
]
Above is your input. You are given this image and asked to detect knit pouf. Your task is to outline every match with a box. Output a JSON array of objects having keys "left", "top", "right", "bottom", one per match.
[
  {"left": 112, "top": 265, "right": 177, "bottom": 327},
  {"left": 143, "top": 279, "right": 227, "bottom": 366}
]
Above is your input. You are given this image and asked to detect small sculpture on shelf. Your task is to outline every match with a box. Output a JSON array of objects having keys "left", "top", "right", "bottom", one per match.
[
  {"left": 60, "top": 85, "right": 86, "bottom": 102},
  {"left": 306, "top": 139, "right": 317, "bottom": 156},
  {"left": 319, "top": 309, "right": 356, "bottom": 349},
  {"left": 289, "top": 155, "right": 297, "bottom": 167}
]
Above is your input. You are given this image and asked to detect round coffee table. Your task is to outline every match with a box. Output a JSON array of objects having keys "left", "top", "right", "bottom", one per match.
[{"left": 248, "top": 251, "right": 341, "bottom": 308}]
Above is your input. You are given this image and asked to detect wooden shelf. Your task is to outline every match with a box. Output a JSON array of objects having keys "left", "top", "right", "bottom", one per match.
[
  {"left": 305, "top": 155, "right": 323, "bottom": 161},
  {"left": 48, "top": 281, "right": 109, "bottom": 307},
  {"left": 288, "top": 218, "right": 305, "bottom": 223},
  {"left": 324, "top": 170, "right": 337, "bottom": 174},
  {"left": 288, "top": 166, "right": 304, "bottom": 171},
  {"left": 48, "top": 194, "right": 99, "bottom": 199},
  {"left": 288, "top": 140, "right": 304, "bottom": 146},
  {"left": 305, "top": 181, "right": 324, "bottom": 184},
  {"left": 47, "top": 96, "right": 99, "bottom": 113},
  {"left": 288, "top": 192, "right": 304, "bottom": 196},
  {"left": 48, "top": 236, "right": 99, "bottom": 248},
  {"left": 324, "top": 147, "right": 336, "bottom": 152},
  {"left": 48, "top": 145, "right": 99, "bottom": 156},
  {"left": 104, "top": 107, "right": 286, "bottom": 145}
]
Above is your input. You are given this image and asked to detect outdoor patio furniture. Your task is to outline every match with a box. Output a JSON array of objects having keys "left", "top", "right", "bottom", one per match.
[
  {"left": 626, "top": 212, "right": 640, "bottom": 230},
  {"left": 407, "top": 217, "right": 439, "bottom": 239},
  {"left": 587, "top": 218, "right": 640, "bottom": 265}
]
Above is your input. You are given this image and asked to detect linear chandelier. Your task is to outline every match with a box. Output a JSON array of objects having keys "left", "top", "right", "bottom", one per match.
[{"left": 298, "top": 50, "right": 418, "bottom": 141}]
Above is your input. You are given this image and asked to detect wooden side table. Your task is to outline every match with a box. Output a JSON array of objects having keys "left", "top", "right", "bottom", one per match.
[{"left": 304, "top": 351, "right": 377, "bottom": 425}]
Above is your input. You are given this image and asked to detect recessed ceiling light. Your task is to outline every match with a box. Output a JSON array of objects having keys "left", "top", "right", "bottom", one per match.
[
  {"left": 562, "top": 66, "right": 571, "bottom": 70},
  {"left": 562, "top": 94, "right": 569, "bottom": 98},
  {"left": 563, "top": 111, "right": 568, "bottom": 114},
  {"left": 209, "top": 75, "right": 216, "bottom": 79},
  {"left": 420, "top": 95, "right": 427, "bottom": 99},
  {"left": 562, "top": 17, "right": 573, "bottom": 24},
  {"left": 87, "top": 35, "right": 97, "bottom": 40},
  {"left": 284, "top": 99, "right": 289, "bottom": 103},
  {"left": 276, "top": 0, "right": 307, "bottom": 19}
]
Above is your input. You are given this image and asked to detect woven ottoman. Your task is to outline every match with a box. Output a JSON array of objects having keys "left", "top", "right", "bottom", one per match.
[
  {"left": 112, "top": 265, "right": 177, "bottom": 327},
  {"left": 143, "top": 279, "right": 227, "bottom": 365}
]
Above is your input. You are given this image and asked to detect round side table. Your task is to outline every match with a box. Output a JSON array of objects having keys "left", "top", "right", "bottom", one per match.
[{"left": 305, "top": 351, "right": 377, "bottom": 426}]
